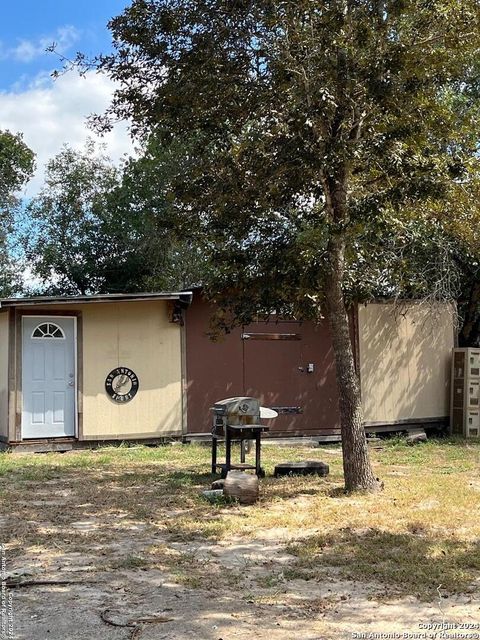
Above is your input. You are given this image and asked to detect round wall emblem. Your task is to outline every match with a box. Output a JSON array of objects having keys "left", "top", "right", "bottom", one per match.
[{"left": 105, "top": 367, "right": 139, "bottom": 403}]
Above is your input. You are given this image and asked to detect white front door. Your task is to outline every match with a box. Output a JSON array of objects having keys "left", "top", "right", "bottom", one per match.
[{"left": 22, "top": 317, "right": 76, "bottom": 439}]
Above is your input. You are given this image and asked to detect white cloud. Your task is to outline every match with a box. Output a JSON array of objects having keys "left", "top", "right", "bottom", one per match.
[
  {"left": 1, "top": 26, "right": 81, "bottom": 63},
  {"left": 0, "top": 70, "right": 134, "bottom": 196}
]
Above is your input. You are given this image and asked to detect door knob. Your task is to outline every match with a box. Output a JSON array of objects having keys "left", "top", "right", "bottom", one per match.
[{"left": 68, "top": 381, "right": 75, "bottom": 387}]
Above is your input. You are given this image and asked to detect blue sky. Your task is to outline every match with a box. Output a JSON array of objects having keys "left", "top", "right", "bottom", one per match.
[
  {"left": 0, "top": 1, "right": 128, "bottom": 90},
  {"left": 0, "top": 1, "right": 133, "bottom": 195}
]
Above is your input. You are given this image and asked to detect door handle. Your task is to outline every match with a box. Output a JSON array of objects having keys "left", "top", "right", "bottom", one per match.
[{"left": 67, "top": 381, "right": 75, "bottom": 387}]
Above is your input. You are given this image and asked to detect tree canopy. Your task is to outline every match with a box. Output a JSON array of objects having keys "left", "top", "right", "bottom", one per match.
[{"left": 89, "top": 0, "right": 480, "bottom": 309}]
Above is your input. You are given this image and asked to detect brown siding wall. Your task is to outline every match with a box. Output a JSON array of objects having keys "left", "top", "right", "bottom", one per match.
[
  {"left": 186, "top": 296, "right": 245, "bottom": 434},
  {"left": 185, "top": 292, "right": 342, "bottom": 436}
]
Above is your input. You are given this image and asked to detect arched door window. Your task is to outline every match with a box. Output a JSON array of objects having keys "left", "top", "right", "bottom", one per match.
[{"left": 31, "top": 322, "right": 65, "bottom": 339}]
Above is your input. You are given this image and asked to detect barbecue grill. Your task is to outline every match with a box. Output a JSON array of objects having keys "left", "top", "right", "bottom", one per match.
[{"left": 211, "top": 397, "right": 272, "bottom": 478}]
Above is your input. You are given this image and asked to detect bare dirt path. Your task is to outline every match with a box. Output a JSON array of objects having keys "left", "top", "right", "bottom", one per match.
[{"left": 8, "top": 534, "right": 480, "bottom": 640}]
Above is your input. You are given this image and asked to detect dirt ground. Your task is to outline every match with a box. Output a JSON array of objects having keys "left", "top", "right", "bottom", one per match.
[
  {"left": 7, "top": 530, "right": 480, "bottom": 640},
  {"left": 1, "top": 442, "right": 479, "bottom": 639}
]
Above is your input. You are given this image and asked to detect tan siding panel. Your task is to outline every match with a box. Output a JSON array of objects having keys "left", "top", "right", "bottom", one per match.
[
  {"left": 0, "top": 312, "right": 8, "bottom": 438},
  {"left": 80, "top": 301, "right": 182, "bottom": 439},
  {"left": 14, "top": 301, "right": 183, "bottom": 440},
  {"left": 358, "top": 302, "right": 454, "bottom": 424}
]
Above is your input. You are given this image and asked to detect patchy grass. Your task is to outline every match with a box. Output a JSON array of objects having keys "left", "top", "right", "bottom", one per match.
[
  {"left": 288, "top": 528, "right": 480, "bottom": 599},
  {"left": 1, "top": 438, "right": 480, "bottom": 601},
  {"left": 111, "top": 554, "right": 150, "bottom": 570}
]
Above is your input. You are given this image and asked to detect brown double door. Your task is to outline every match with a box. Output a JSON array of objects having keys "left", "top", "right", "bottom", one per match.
[
  {"left": 186, "top": 295, "right": 342, "bottom": 437},
  {"left": 242, "top": 320, "right": 340, "bottom": 436}
]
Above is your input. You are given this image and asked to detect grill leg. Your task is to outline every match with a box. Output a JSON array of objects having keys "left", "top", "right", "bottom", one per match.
[
  {"left": 255, "top": 433, "right": 262, "bottom": 477},
  {"left": 225, "top": 428, "right": 232, "bottom": 475},
  {"left": 211, "top": 435, "right": 217, "bottom": 475}
]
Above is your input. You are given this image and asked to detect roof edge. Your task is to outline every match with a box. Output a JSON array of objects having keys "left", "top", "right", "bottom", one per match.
[{"left": 0, "top": 291, "right": 193, "bottom": 308}]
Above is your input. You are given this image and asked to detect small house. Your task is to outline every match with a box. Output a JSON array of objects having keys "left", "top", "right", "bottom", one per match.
[
  {"left": 0, "top": 290, "right": 456, "bottom": 450},
  {"left": 0, "top": 292, "right": 191, "bottom": 450}
]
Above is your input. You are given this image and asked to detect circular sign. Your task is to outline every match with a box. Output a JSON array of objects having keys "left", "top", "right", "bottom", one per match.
[{"left": 105, "top": 367, "right": 139, "bottom": 403}]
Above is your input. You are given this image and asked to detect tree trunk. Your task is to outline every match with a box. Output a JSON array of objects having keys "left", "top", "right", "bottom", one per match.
[
  {"left": 325, "top": 235, "right": 381, "bottom": 493},
  {"left": 459, "top": 280, "right": 480, "bottom": 347}
]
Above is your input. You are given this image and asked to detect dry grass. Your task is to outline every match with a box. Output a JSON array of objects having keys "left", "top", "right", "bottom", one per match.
[{"left": 1, "top": 437, "right": 480, "bottom": 600}]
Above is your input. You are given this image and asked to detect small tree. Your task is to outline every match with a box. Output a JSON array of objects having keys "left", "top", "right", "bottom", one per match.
[
  {"left": 0, "top": 130, "right": 35, "bottom": 295},
  {"left": 23, "top": 142, "right": 200, "bottom": 294},
  {"left": 0, "top": 129, "right": 34, "bottom": 211},
  {"left": 88, "top": 0, "right": 480, "bottom": 491},
  {"left": 24, "top": 143, "right": 124, "bottom": 294}
]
